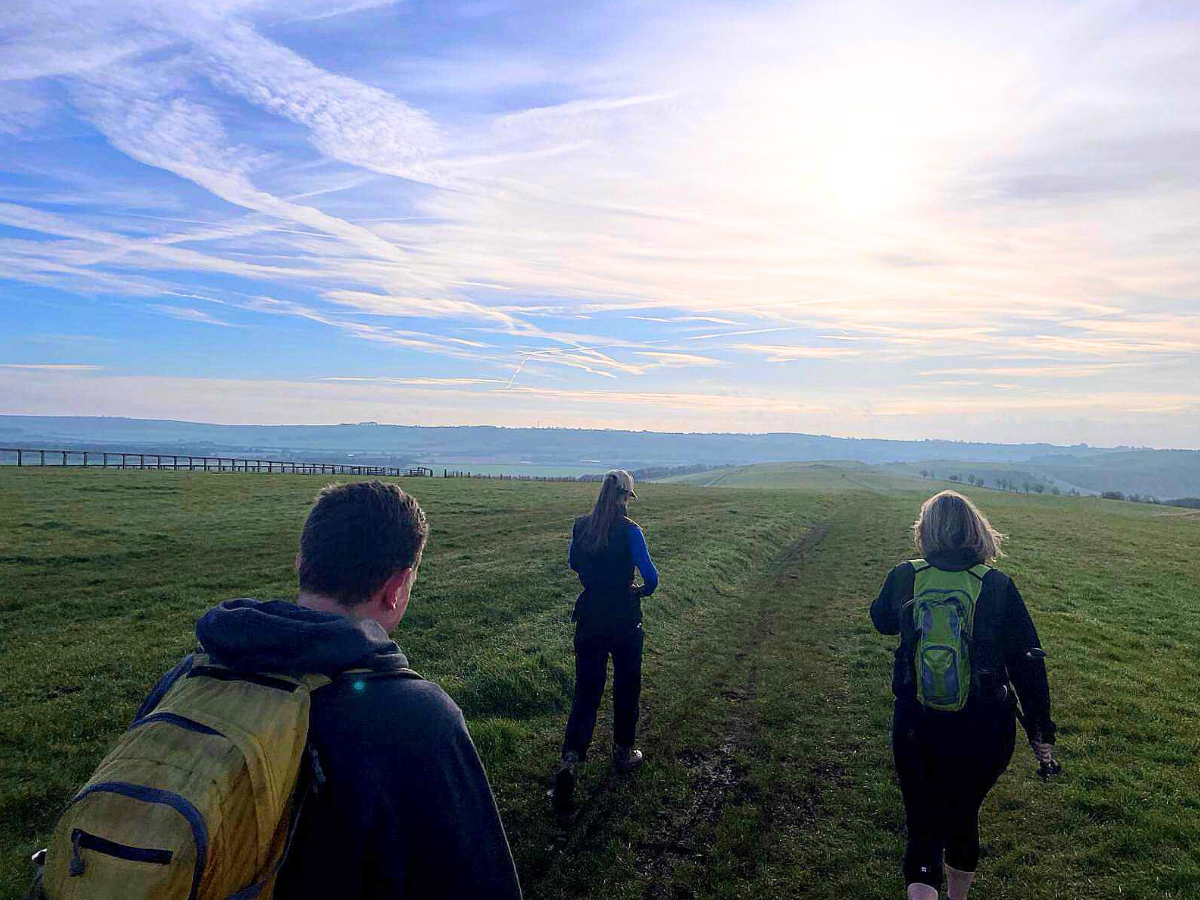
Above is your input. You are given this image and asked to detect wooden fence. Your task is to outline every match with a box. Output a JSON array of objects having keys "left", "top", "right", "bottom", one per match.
[
  {"left": 0, "top": 449, "right": 582, "bottom": 482},
  {"left": 0, "top": 447, "right": 411, "bottom": 476}
]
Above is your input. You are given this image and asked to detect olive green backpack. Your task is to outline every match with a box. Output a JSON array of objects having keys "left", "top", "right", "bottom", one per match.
[
  {"left": 906, "top": 559, "right": 989, "bottom": 712},
  {"left": 33, "top": 654, "right": 419, "bottom": 900}
]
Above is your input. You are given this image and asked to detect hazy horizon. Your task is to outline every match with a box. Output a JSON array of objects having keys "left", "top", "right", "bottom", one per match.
[
  {"left": 2, "top": 0, "right": 1198, "bottom": 447},
  {"left": 3, "top": 412, "right": 1193, "bottom": 453}
]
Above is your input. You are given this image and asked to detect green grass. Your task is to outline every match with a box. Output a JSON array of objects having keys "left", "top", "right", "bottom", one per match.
[
  {"left": 1, "top": 467, "right": 1198, "bottom": 899},
  {"left": 661, "top": 459, "right": 939, "bottom": 492}
]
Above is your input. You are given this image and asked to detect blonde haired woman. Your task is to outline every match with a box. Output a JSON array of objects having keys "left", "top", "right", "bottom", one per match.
[{"left": 871, "top": 491, "right": 1057, "bottom": 900}]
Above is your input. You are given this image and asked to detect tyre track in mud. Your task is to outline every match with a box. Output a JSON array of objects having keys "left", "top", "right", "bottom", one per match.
[{"left": 632, "top": 523, "right": 831, "bottom": 899}]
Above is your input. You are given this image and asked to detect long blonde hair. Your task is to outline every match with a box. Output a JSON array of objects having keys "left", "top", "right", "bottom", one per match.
[{"left": 913, "top": 490, "right": 1004, "bottom": 563}]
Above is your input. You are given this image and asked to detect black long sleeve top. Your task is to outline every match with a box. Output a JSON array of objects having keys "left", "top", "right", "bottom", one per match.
[{"left": 870, "top": 552, "right": 1056, "bottom": 743}]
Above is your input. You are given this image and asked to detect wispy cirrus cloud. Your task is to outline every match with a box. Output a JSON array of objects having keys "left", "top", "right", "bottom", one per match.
[
  {"left": 1, "top": 363, "right": 104, "bottom": 370},
  {"left": 149, "top": 304, "right": 236, "bottom": 326},
  {"left": 1, "top": 0, "right": 1198, "bottom": 444}
]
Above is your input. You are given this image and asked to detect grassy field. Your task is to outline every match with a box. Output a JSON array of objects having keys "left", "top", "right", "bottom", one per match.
[
  {"left": 1, "top": 467, "right": 1198, "bottom": 899},
  {"left": 660, "top": 460, "right": 937, "bottom": 492}
]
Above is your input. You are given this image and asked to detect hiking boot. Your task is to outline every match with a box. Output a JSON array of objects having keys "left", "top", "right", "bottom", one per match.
[
  {"left": 552, "top": 752, "right": 579, "bottom": 810},
  {"left": 613, "top": 744, "right": 644, "bottom": 773}
]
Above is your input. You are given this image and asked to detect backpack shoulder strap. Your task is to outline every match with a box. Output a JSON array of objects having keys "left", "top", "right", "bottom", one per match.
[
  {"left": 186, "top": 653, "right": 332, "bottom": 693},
  {"left": 908, "top": 558, "right": 930, "bottom": 573},
  {"left": 968, "top": 564, "right": 991, "bottom": 581}
]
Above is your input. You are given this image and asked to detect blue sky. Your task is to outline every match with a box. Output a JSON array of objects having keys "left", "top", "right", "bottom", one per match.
[{"left": 1, "top": 0, "right": 1198, "bottom": 447}]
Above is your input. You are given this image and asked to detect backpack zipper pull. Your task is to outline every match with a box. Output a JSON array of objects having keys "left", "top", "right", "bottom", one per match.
[{"left": 69, "top": 830, "right": 86, "bottom": 877}]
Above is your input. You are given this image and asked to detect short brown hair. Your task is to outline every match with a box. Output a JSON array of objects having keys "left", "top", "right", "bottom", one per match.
[
  {"left": 298, "top": 481, "right": 428, "bottom": 605},
  {"left": 913, "top": 490, "right": 1004, "bottom": 563}
]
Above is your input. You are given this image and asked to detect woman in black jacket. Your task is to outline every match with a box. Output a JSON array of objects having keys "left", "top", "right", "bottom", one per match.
[
  {"left": 871, "top": 490, "right": 1057, "bottom": 900},
  {"left": 553, "top": 469, "right": 658, "bottom": 810}
]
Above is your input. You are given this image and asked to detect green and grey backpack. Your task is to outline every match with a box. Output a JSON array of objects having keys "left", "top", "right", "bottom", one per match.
[{"left": 906, "top": 559, "right": 989, "bottom": 712}]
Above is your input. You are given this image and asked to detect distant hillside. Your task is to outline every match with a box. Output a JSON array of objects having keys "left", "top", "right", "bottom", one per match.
[
  {"left": 2, "top": 415, "right": 1195, "bottom": 496},
  {"left": 882, "top": 452, "right": 1200, "bottom": 500},
  {"left": 665, "top": 457, "right": 1200, "bottom": 500},
  {"left": 0, "top": 414, "right": 1135, "bottom": 465},
  {"left": 1030, "top": 450, "right": 1200, "bottom": 499}
]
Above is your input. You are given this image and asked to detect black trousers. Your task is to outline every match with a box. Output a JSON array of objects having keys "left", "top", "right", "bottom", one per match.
[
  {"left": 892, "top": 701, "right": 1016, "bottom": 887},
  {"left": 562, "top": 625, "right": 643, "bottom": 760}
]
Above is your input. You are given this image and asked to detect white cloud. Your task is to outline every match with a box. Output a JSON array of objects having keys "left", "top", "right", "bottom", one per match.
[
  {"left": 733, "top": 345, "right": 862, "bottom": 363},
  {"left": 196, "top": 19, "right": 443, "bottom": 183},
  {"left": 4, "top": 367, "right": 1197, "bottom": 448}
]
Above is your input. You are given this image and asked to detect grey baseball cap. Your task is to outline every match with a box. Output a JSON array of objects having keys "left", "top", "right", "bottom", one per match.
[{"left": 606, "top": 469, "right": 637, "bottom": 498}]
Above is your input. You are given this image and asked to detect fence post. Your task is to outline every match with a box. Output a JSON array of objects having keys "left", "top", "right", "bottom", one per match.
[
  {"left": 16, "top": 449, "right": 21, "bottom": 466},
  {"left": 83, "top": 451, "right": 88, "bottom": 467}
]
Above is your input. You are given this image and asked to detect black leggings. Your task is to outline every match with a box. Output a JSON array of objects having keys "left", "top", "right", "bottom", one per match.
[
  {"left": 562, "top": 625, "right": 643, "bottom": 760},
  {"left": 892, "top": 703, "right": 1016, "bottom": 887}
]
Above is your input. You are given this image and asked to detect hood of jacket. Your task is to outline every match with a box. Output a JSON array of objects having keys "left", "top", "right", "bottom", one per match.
[
  {"left": 196, "top": 597, "right": 409, "bottom": 676},
  {"left": 925, "top": 549, "right": 988, "bottom": 572}
]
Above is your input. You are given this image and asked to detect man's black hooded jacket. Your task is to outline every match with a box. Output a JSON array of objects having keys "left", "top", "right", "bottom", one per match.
[{"left": 135, "top": 598, "right": 522, "bottom": 900}]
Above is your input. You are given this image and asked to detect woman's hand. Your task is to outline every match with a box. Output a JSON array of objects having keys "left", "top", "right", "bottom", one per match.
[{"left": 1030, "top": 741, "right": 1054, "bottom": 765}]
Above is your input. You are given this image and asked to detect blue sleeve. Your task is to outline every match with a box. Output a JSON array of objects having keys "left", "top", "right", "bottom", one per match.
[
  {"left": 569, "top": 532, "right": 579, "bottom": 572},
  {"left": 628, "top": 524, "right": 658, "bottom": 596}
]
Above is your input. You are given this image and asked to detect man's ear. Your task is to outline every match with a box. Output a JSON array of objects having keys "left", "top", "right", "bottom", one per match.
[{"left": 380, "top": 567, "right": 414, "bottom": 610}]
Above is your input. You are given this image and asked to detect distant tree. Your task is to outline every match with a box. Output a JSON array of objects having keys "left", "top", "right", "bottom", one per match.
[
  {"left": 1051, "top": 486, "right": 1061, "bottom": 495},
  {"left": 948, "top": 474, "right": 961, "bottom": 483},
  {"left": 1033, "top": 483, "right": 1045, "bottom": 494},
  {"left": 1165, "top": 497, "right": 1200, "bottom": 509},
  {"left": 1101, "top": 491, "right": 1126, "bottom": 501},
  {"left": 919, "top": 468, "right": 930, "bottom": 479},
  {"left": 1069, "top": 489, "right": 1081, "bottom": 497}
]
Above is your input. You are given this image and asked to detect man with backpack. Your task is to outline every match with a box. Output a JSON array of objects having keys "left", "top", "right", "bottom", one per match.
[{"left": 36, "top": 480, "right": 522, "bottom": 900}]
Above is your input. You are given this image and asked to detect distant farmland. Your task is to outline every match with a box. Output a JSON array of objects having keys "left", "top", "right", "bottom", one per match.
[{"left": 1, "top": 467, "right": 1197, "bottom": 899}]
